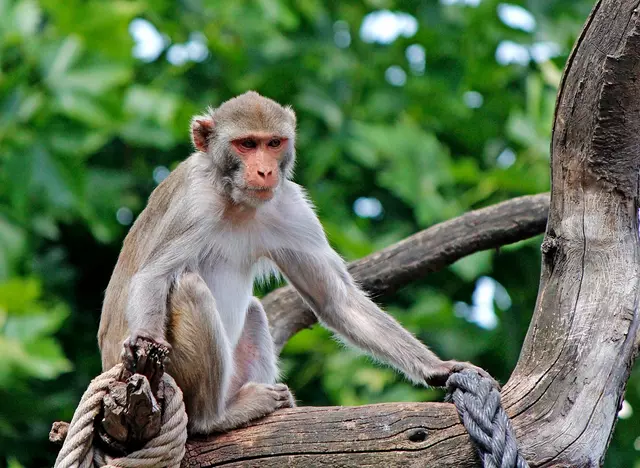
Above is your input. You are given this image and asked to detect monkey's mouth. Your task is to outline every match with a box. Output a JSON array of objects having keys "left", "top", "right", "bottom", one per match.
[{"left": 246, "top": 187, "right": 275, "bottom": 200}]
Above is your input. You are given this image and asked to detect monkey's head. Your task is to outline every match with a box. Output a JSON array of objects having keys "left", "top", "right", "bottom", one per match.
[{"left": 191, "top": 91, "right": 297, "bottom": 207}]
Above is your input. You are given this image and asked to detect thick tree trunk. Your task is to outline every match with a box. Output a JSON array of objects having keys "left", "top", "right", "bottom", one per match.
[{"left": 502, "top": 1, "right": 640, "bottom": 465}]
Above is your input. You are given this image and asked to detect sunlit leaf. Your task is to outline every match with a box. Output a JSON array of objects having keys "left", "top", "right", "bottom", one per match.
[
  {"left": 47, "top": 64, "right": 132, "bottom": 96},
  {"left": 21, "top": 337, "right": 73, "bottom": 378},
  {"left": 0, "top": 278, "right": 41, "bottom": 314},
  {"left": 449, "top": 250, "right": 493, "bottom": 282},
  {"left": 123, "top": 86, "right": 180, "bottom": 126},
  {"left": 13, "top": 0, "right": 41, "bottom": 37}
]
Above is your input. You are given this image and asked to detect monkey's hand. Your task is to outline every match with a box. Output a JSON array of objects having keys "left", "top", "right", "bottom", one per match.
[
  {"left": 121, "top": 332, "right": 171, "bottom": 381},
  {"left": 424, "top": 360, "right": 500, "bottom": 390}
]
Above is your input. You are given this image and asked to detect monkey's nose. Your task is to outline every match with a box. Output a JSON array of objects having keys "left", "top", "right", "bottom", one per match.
[{"left": 257, "top": 169, "right": 274, "bottom": 183}]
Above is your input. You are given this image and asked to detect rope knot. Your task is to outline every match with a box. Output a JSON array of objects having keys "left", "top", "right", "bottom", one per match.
[{"left": 53, "top": 364, "right": 188, "bottom": 468}]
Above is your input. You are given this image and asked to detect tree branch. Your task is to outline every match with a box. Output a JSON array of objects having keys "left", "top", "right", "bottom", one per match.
[
  {"left": 183, "top": 403, "right": 479, "bottom": 467},
  {"left": 265, "top": 193, "right": 550, "bottom": 351}
]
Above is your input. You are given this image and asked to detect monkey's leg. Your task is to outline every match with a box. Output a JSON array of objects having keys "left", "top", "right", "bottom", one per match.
[
  {"left": 168, "top": 275, "right": 293, "bottom": 435},
  {"left": 229, "top": 298, "right": 279, "bottom": 395},
  {"left": 166, "top": 272, "right": 233, "bottom": 433},
  {"left": 202, "top": 298, "right": 295, "bottom": 434}
]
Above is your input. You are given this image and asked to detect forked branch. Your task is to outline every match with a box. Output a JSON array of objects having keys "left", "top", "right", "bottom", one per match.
[{"left": 265, "top": 193, "right": 550, "bottom": 351}]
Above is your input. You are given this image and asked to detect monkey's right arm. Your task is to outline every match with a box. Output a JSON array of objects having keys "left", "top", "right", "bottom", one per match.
[
  {"left": 125, "top": 262, "right": 175, "bottom": 350},
  {"left": 270, "top": 190, "right": 495, "bottom": 388}
]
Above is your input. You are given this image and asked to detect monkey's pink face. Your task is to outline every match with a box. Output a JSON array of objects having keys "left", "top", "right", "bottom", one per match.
[{"left": 231, "top": 133, "right": 289, "bottom": 201}]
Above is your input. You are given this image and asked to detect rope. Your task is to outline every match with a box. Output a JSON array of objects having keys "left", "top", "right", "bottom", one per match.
[
  {"left": 54, "top": 364, "right": 188, "bottom": 468},
  {"left": 447, "top": 370, "right": 529, "bottom": 468}
]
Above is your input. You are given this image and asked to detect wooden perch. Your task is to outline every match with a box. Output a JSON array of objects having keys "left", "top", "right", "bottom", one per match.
[
  {"left": 181, "top": 1, "right": 640, "bottom": 466},
  {"left": 184, "top": 403, "right": 477, "bottom": 467},
  {"left": 265, "top": 193, "right": 550, "bottom": 351}
]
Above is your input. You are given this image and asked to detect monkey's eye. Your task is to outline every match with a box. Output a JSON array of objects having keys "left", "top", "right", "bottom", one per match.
[
  {"left": 267, "top": 139, "right": 282, "bottom": 149},
  {"left": 240, "top": 139, "right": 257, "bottom": 149}
]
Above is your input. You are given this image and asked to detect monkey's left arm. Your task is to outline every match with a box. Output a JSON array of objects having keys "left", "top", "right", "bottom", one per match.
[{"left": 270, "top": 204, "right": 493, "bottom": 388}]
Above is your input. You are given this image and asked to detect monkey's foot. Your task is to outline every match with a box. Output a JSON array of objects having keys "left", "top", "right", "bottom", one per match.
[
  {"left": 273, "top": 383, "right": 297, "bottom": 408},
  {"left": 244, "top": 382, "right": 296, "bottom": 411},
  {"left": 193, "top": 383, "right": 296, "bottom": 434}
]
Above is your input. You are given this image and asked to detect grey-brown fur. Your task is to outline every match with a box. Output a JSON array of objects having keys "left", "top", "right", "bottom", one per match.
[{"left": 98, "top": 91, "right": 491, "bottom": 435}]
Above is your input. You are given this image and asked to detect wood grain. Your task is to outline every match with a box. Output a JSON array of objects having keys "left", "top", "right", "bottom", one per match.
[{"left": 183, "top": 403, "right": 478, "bottom": 468}]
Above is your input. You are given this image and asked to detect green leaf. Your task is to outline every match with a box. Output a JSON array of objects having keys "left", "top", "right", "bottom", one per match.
[
  {"left": 0, "top": 336, "right": 71, "bottom": 383},
  {"left": 119, "top": 120, "right": 176, "bottom": 148},
  {"left": 53, "top": 92, "right": 113, "bottom": 127},
  {"left": 43, "top": 36, "right": 85, "bottom": 80},
  {"left": 21, "top": 337, "right": 73, "bottom": 378},
  {"left": 7, "top": 457, "right": 25, "bottom": 468},
  {"left": 47, "top": 64, "right": 132, "bottom": 96},
  {"left": 13, "top": 0, "right": 41, "bottom": 37},
  {"left": 0, "top": 216, "right": 26, "bottom": 281},
  {"left": 4, "top": 303, "right": 69, "bottom": 341},
  {"left": 0, "top": 278, "right": 41, "bottom": 314},
  {"left": 297, "top": 87, "right": 344, "bottom": 130},
  {"left": 123, "top": 86, "right": 180, "bottom": 126},
  {"left": 30, "top": 144, "right": 79, "bottom": 211},
  {"left": 449, "top": 250, "right": 493, "bottom": 282}
]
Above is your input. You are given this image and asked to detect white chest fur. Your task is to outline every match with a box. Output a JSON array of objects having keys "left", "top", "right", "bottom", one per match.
[
  {"left": 197, "top": 221, "right": 275, "bottom": 348},
  {"left": 190, "top": 182, "right": 316, "bottom": 348},
  {"left": 200, "top": 259, "right": 254, "bottom": 347}
]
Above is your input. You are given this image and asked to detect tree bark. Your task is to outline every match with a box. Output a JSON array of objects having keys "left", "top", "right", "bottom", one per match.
[
  {"left": 138, "top": 1, "right": 640, "bottom": 466},
  {"left": 184, "top": 404, "right": 478, "bottom": 468}
]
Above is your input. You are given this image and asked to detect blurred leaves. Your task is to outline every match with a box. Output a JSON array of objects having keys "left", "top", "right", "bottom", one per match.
[
  {"left": 3, "top": 0, "right": 636, "bottom": 466},
  {"left": 0, "top": 276, "right": 71, "bottom": 387}
]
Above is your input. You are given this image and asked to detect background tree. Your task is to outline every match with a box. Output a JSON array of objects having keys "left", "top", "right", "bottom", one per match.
[{"left": 1, "top": 0, "right": 636, "bottom": 466}]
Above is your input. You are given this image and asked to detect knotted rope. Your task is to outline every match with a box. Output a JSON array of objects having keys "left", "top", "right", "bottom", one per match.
[
  {"left": 447, "top": 370, "right": 529, "bottom": 468},
  {"left": 54, "top": 364, "right": 188, "bottom": 468}
]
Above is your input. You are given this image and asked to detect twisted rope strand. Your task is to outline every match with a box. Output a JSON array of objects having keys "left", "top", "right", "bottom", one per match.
[{"left": 447, "top": 370, "right": 529, "bottom": 468}]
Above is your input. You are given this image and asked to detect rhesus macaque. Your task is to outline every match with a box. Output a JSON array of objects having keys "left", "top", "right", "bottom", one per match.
[{"left": 98, "top": 91, "right": 491, "bottom": 434}]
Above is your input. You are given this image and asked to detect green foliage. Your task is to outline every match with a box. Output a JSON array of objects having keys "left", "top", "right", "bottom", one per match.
[
  {"left": 0, "top": 277, "right": 71, "bottom": 462},
  {"left": 0, "top": 277, "right": 71, "bottom": 384},
  {"left": 0, "top": 0, "right": 636, "bottom": 466}
]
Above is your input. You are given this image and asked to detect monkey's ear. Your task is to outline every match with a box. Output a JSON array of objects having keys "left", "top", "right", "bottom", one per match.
[{"left": 190, "top": 115, "right": 215, "bottom": 152}]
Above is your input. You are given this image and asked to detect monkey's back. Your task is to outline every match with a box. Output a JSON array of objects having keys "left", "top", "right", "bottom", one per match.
[{"left": 98, "top": 160, "right": 192, "bottom": 370}]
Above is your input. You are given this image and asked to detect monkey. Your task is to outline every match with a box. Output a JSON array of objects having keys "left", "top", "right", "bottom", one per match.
[{"left": 98, "top": 91, "right": 492, "bottom": 435}]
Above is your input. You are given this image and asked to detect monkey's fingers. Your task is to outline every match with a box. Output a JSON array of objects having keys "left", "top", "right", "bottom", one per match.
[
  {"left": 425, "top": 360, "right": 500, "bottom": 390},
  {"left": 272, "top": 383, "right": 296, "bottom": 409},
  {"left": 140, "top": 338, "right": 170, "bottom": 392},
  {"left": 121, "top": 338, "right": 138, "bottom": 373}
]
